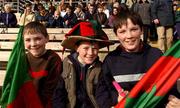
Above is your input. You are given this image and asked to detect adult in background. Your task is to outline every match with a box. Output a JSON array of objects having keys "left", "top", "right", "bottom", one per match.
[
  {"left": 48, "top": 10, "right": 64, "bottom": 28},
  {"left": 173, "top": 0, "right": 180, "bottom": 40},
  {"left": 93, "top": 4, "right": 108, "bottom": 28},
  {"left": 63, "top": 5, "right": 77, "bottom": 28},
  {"left": 133, "top": 0, "right": 151, "bottom": 43},
  {"left": 35, "top": 6, "right": 50, "bottom": 27},
  {"left": 108, "top": 7, "right": 120, "bottom": 28},
  {"left": 151, "top": 0, "right": 174, "bottom": 52},
  {"left": 18, "top": 3, "right": 35, "bottom": 26},
  {"left": 0, "top": 3, "right": 17, "bottom": 27}
]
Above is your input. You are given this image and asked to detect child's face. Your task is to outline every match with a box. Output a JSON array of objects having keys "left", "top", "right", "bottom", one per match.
[
  {"left": 24, "top": 33, "right": 48, "bottom": 57},
  {"left": 116, "top": 18, "right": 142, "bottom": 52},
  {"left": 76, "top": 41, "right": 99, "bottom": 65}
]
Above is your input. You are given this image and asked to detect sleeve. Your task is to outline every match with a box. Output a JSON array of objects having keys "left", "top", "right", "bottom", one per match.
[
  {"left": 150, "top": 0, "right": 159, "bottom": 20},
  {"left": 103, "top": 57, "right": 119, "bottom": 105},
  {"left": 9, "top": 13, "right": 17, "bottom": 27},
  {"left": 169, "top": 81, "right": 180, "bottom": 98},
  {"left": 18, "top": 13, "right": 26, "bottom": 26},
  {"left": 52, "top": 77, "right": 68, "bottom": 108},
  {"left": 96, "top": 56, "right": 118, "bottom": 108},
  {"left": 96, "top": 72, "right": 117, "bottom": 108},
  {"left": 40, "top": 53, "right": 63, "bottom": 106}
]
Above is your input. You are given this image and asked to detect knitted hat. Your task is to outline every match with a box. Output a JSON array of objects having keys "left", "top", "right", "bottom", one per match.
[{"left": 61, "top": 21, "right": 114, "bottom": 50}]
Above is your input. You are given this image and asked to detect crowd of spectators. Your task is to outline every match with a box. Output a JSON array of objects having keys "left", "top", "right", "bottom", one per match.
[{"left": 0, "top": 0, "right": 179, "bottom": 44}]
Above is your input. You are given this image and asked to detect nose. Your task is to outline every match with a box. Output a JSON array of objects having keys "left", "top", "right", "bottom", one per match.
[
  {"left": 87, "top": 48, "right": 93, "bottom": 55},
  {"left": 125, "top": 30, "right": 133, "bottom": 38},
  {"left": 30, "top": 40, "right": 37, "bottom": 47}
]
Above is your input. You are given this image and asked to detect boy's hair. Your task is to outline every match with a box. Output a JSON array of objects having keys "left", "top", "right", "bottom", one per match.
[
  {"left": 25, "top": 3, "right": 32, "bottom": 8},
  {"left": 113, "top": 11, "right": 143, "bottom": 35},
  {"left": 23, "top": 21, "right": 49, "bottom": 38}
]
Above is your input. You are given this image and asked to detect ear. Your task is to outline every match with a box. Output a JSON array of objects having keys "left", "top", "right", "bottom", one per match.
[
  {"left": 141, "top": 29, "right": 144, "bottom": 35},
  {"left": 75, "top": 45, "right": 79, "bottom": 52}
]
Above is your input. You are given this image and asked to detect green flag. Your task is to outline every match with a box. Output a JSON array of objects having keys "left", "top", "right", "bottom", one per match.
[{"left": 0, "top": 26, "right": 43, "bottom": 108}]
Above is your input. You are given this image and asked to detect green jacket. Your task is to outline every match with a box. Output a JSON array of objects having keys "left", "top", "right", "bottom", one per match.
[{"left": 61, "top": 56, "right": 101, "bottom": 108}]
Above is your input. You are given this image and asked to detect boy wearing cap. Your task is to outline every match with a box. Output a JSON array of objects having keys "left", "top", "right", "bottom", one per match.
[{"left": 53, "top": 21, "right": 113, "bottom": 108}]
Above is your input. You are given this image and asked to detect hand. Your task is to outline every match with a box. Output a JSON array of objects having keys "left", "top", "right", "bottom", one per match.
[
  {"left": 118, "top": 90, "right": 128, "bottom": 102},
  {"left": 153, "top": 19, "right": 160, "bottom": 25},
  {"left": 166, "top": 95, "right": 180, "bottom": 108},
  {"left": 24, "top": 9, "right": 27, "bottom": 14},
  {"left": 65, "top": 20, "right": 69, "bottom": 25}
]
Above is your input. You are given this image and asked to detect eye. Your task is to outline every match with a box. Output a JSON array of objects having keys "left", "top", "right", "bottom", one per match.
[
  {"left": 35, "top": 37, "right": 42, "bottom": 41},
  {"left": 118, "top": 30, "right": 126, "bottom": 34},
  {"left": 131, "top": 27, "right": 139, "bottom": 31},
  {"left": 83, "top": 46, "right": 89, "bottom": 50},
  {"left": 24, "top": 38, "right": 30, "bottom": 42}
]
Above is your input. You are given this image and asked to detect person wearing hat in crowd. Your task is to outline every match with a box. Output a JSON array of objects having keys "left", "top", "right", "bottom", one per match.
[{"left": 53, "top": 21, "right": 114, "bottom": 108}]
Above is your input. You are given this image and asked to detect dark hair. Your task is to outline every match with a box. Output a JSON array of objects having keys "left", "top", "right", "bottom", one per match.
[
  {"left": 25, "top": 3, "right": 32, "bottom": 7},
  {"left": 113, "top": 11, "right": 143, "bottom": 35},
  {"left": 23, "top": 21, "right": 49, "bottom": 38}
]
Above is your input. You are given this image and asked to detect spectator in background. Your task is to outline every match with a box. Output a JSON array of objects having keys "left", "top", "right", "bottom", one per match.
[
  {"left": 34, "top": 3, "right": 44, "bottom": 16},
  {"left": 0, "top": 3, "right": 17, "bottom": 27},
  {"left": 133, "top": 0, "right": 151, "bottom": 43},
  {"left": 32, "top": 0, "right": 40, "bottom": 12},
  {"left": 151, "top": 0, "right": 174, "bottom": 52},
  {"left": 103, "top": 3, "right": 110, "bottom": 19},
  {"left": 74, "top": 5, "right": 85, "bottom": 22},
  {"left": 47, "top": 1, "right": 56, "bottom": 16},
  {"left": 126, "top": 0, "right": 137, "bottom": 9},
  {"left": 112, "top": 1, "right": 121, "bottom": 11},
  {"left": 93, "top": 4, "right": 108, "bottom": 28},
  {"left": 35, "top": 6, "right": 50, "bottom": 27},
  {"left": 49, "top": 10, "right": 64, "bottom": 28},
  {"left": 108, "top": 7, "right": 119, "bottom": 28},
  {"left": 56, "top": 0, "right": 67, "bottom": 18},
  {"left": 84, "top": 4, "right": 96, "bottom": 21},
  {"left": 63, "top": 5, "right": 77, "bottom": 28},
  {"left": 173, "top": 0, "right": 180, "bottom": 40},
  {"left": 106, "top": 0, "right": 119, "bottom": 14},
  {"left": 19, "top": 3, "right": 35, "bottom": 26}
]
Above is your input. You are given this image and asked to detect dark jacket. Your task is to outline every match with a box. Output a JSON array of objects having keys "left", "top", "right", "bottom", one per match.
[
  {"left": 0, "top": 12, "right": 17, "bottom": 27},
  {"left": 63, "top": 13, "right": 77, "bottom": 28},
  {"left": 151, "top": 0, "right": 174, "bottom": 26},
  {"left": 133, "top": 2, "right": 151, "bottom": 25},
  {"left": 53, "top": 53, "right": 102, "bottom": 108},
  {"left": 175, "top": 4, "right": 180, "bottom": 23},
  {"left": 93, "top": 12, "right": 108, "bottom": 28},
  {"left": 48, "top": 15, "right": 64, "bottom": 28},
  {"left": 97, "top": 43, "right": 163, "bottom": 107}
]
